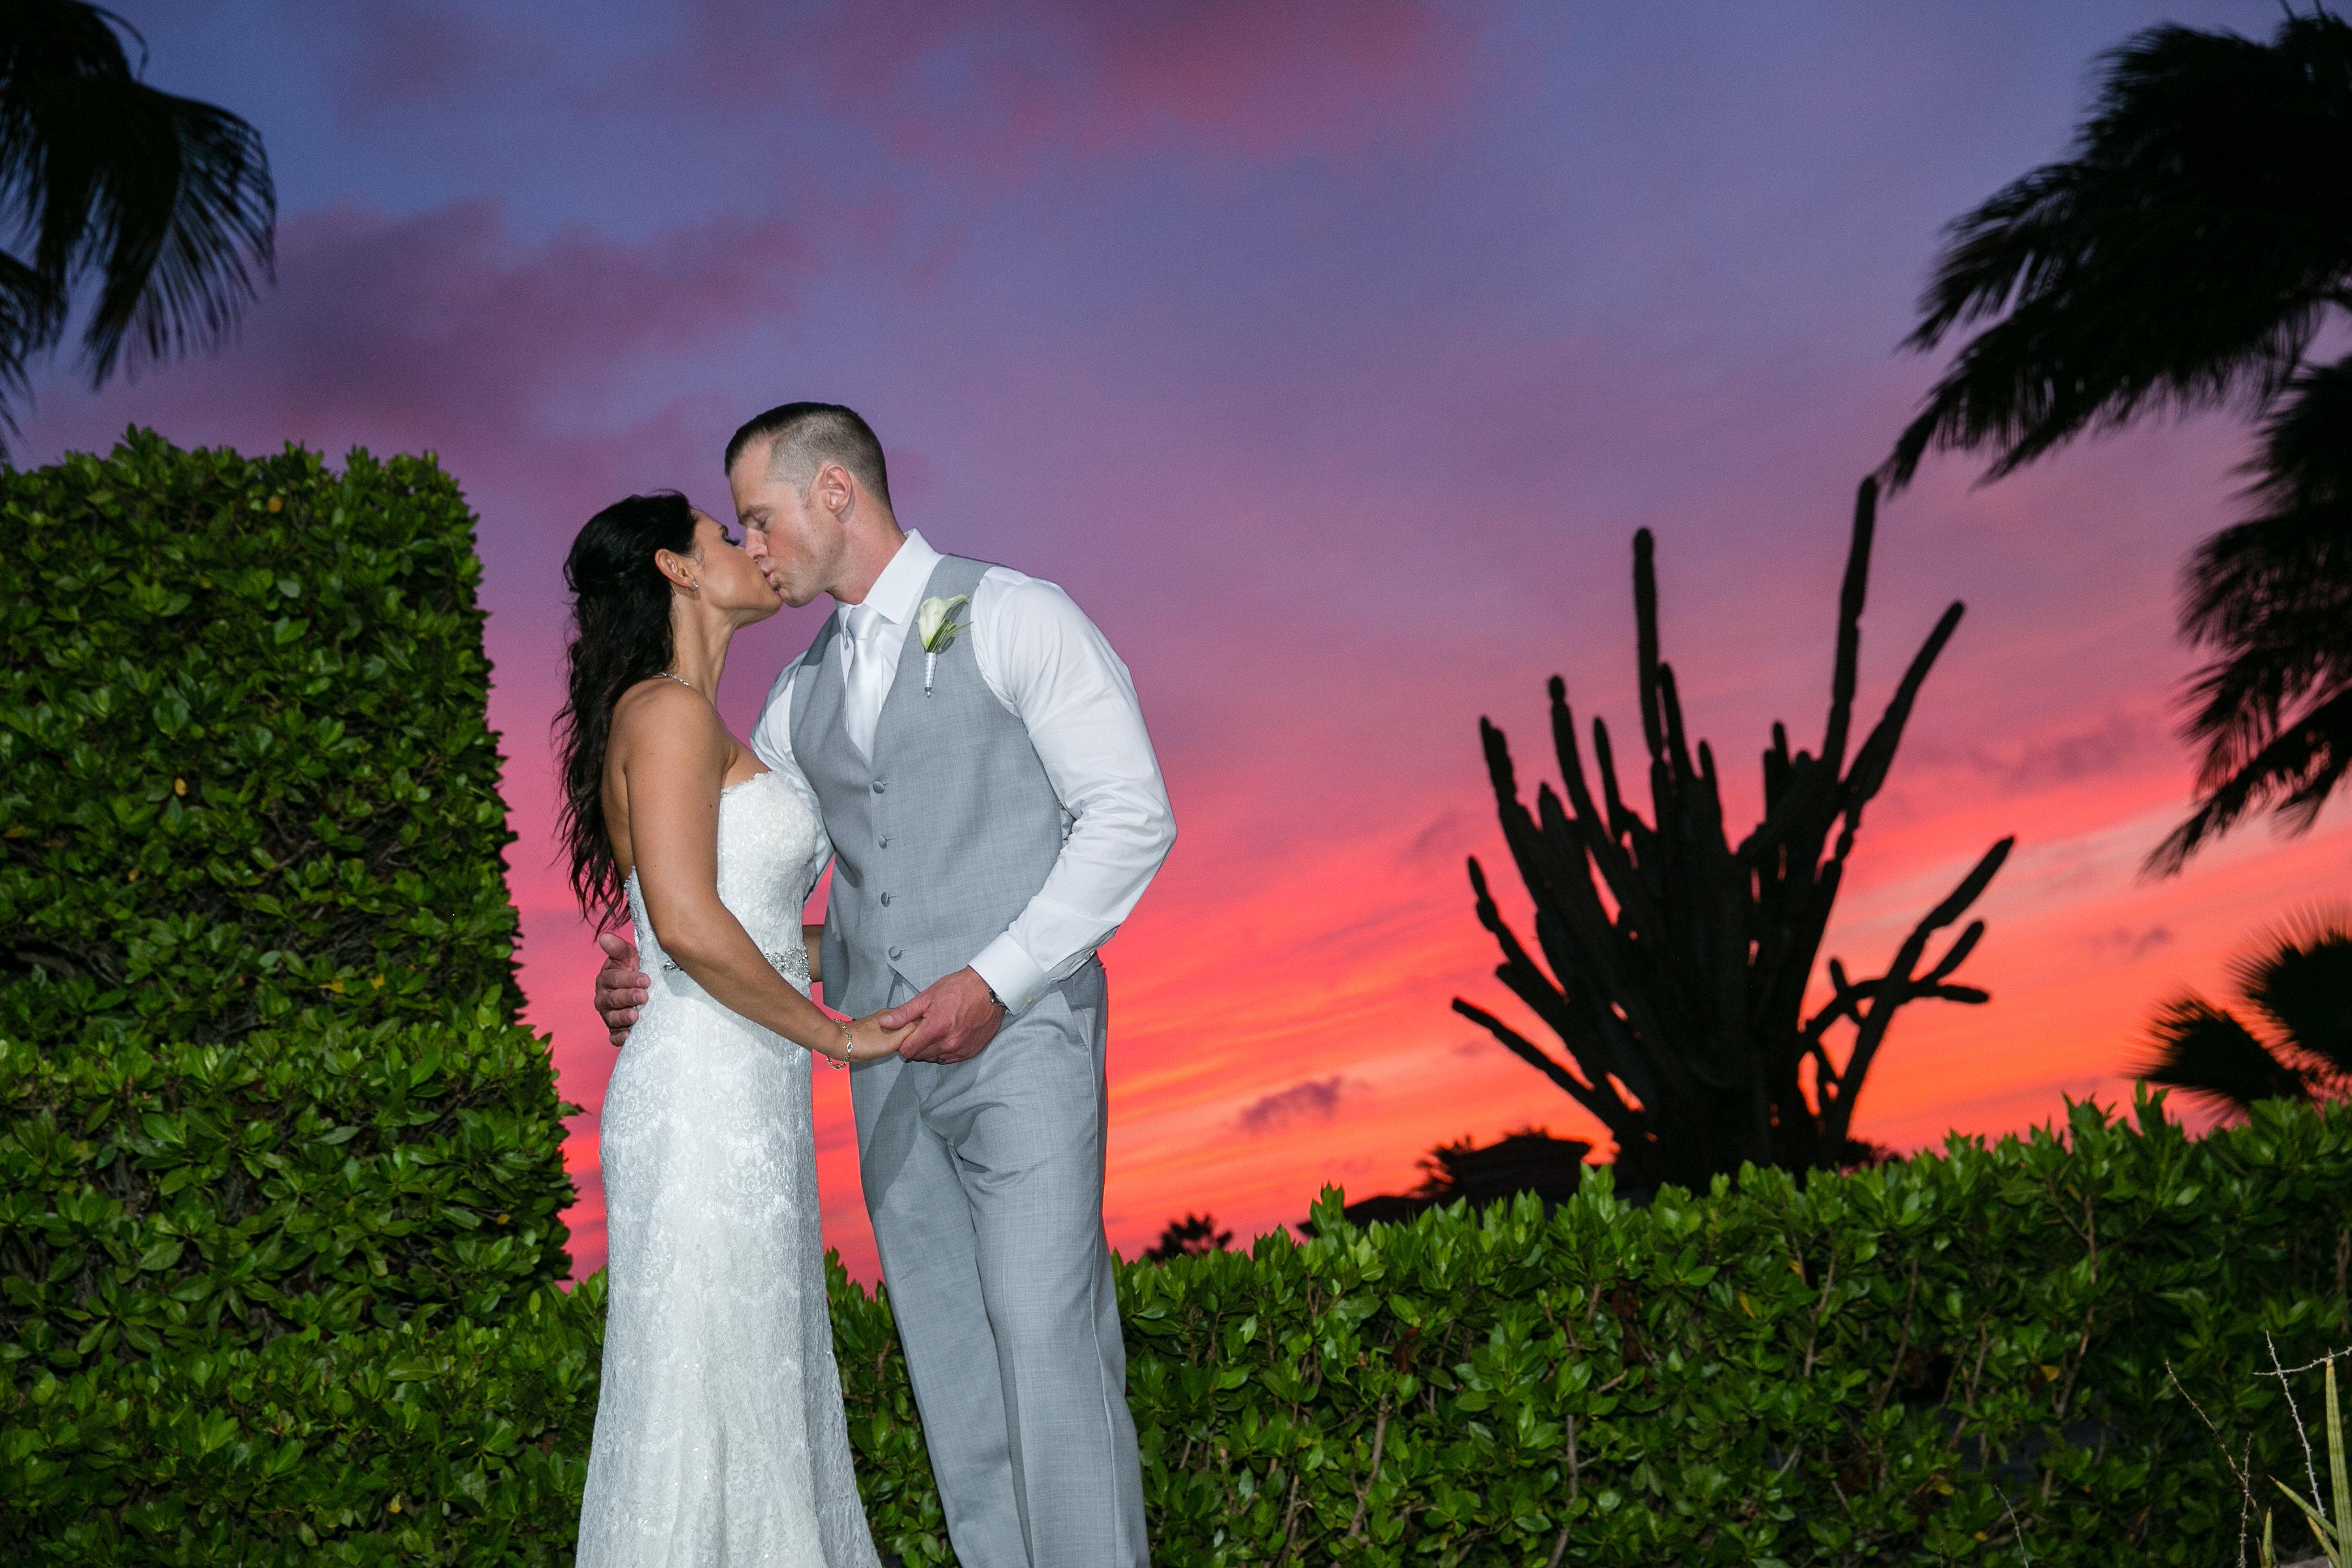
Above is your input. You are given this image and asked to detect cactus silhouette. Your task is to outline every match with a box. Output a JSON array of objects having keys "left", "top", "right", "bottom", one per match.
[{"left": 1455, "top": 478, "right": 2013, "bottom": 1192}]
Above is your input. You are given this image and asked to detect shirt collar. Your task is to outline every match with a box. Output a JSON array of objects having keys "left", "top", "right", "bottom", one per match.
[{"left": 853, "top": 529, "right": 939, "bottom": 628}]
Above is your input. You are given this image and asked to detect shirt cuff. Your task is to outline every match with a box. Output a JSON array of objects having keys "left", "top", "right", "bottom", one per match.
[{"left": 968, "top": 934, "right": 1053, "bottom": 1015}]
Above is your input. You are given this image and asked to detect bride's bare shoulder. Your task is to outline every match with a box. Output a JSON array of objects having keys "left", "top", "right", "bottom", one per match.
[{"left": 610, "top": 679, "right": 725, "bottom": 760}]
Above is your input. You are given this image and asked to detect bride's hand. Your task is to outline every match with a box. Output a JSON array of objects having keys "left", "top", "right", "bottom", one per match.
[{"left": 836, "top": 1012, "right": 913, "bottom": 1064}]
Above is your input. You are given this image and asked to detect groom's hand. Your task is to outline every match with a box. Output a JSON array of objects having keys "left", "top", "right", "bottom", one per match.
[
  {"left": 882, "top": 968, "right": 1006, "bottom": 1064},
  {"left": 594, "top": 932, "right": 651, "bottom": 1048}
]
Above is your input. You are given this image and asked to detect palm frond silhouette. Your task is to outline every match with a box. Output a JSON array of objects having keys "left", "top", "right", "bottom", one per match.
[
  {"left": 2134, "top": 911, "right": 2352, "bottom": 1118},
  {"left": 1884, "top": 12, "right": 2352, "bottom": 870},
  {"left": 0, "top": 1, "right": 275, "bottom": 451}
]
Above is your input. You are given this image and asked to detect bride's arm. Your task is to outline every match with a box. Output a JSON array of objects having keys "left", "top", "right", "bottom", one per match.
[
  {"left": 618, "top": 688, "right": 896, "bottom": 1061},
  {"left": 803, "top": 924, "right": 824, "bottom": 986}
]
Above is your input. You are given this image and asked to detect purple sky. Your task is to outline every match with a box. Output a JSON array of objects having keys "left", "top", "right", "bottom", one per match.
[{"left": 21, "top": 0, "right": 2347, "bottom": 1279}]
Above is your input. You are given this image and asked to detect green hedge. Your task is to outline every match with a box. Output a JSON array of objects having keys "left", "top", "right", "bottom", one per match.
[
  {"left": 0, "top": 431, "right": 524, "bottom": 1043},
  {"left": 4, "top": 1279, "right": 605, "bottom": 1567},
  {"left": 0, "top": 433, "right": 574, "bottom": 1375},
  {"left": 5, "top": 1097, "right": 2346, "bottom": 1566},
  {"left": 0, "top": 1015, "right": 574, "bottom": 1371}
]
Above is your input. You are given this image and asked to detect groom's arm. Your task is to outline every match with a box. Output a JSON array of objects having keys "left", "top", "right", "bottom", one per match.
[
  {"left": 966, "top": 574, "right": 1175, "bottom": 1010},
  {"left": 887, "top": 572, "right": 1174, "bottom": 1062}
]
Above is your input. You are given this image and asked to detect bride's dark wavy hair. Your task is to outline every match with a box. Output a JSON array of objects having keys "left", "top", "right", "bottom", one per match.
[{"left": 555, "top": 491, "right": 699, "bottom": 928}]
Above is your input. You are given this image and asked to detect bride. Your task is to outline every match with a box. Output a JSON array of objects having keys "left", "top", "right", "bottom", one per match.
[{"left": 555, "top": 490, "right": 903, "bottom": 1566}]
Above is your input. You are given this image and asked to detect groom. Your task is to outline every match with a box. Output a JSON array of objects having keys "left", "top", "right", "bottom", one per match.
[{"left": 594, "top": 402, "right": 1172, "bottom": 1568}]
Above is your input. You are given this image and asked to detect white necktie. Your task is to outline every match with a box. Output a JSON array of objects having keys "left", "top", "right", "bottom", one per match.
[{"left": 842, "top": 602, "right": 890, "bottom": 760}]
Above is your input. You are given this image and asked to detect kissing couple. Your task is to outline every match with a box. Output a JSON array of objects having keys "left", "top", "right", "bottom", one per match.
[{"left": 555, "top": 402, "right": 1174, "bottom": 1567}]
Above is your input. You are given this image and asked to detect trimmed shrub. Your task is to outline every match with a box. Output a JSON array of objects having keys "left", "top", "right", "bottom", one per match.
[
  {"left": 0, "top": 432, "right": 574, "bottom": 1375},
  {"left": 1127, "top": 1096, "right": 2349, "bottom": 1565},
  {"left": 0, "top": 431, "right": 523, "bottom": 1043},
  {"left": 3, "top": 1281, "right": 604, "bottom": 1568},
  {"left": 0, "top": 1261, "right": 943, "bottom": 1568},
  {"left": 5, "top": 1097, "right": 2347, "bottom": 1566},
  {"left": 0, "top": 1015, "right": 575, "bottom": 1371}
]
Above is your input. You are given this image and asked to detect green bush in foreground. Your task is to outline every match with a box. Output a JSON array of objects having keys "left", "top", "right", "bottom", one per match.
[
  {"left": 5, "top": 1281, "right": 604, "bottom": 1568},
  {"left": 6, "top": 1095, "right": 2347, "bottom": 1566},
  {"left": 0, "top": 433, "right": 574, "bottom": 1376},
  {"left": 0, "top": 1014, "right": 574, "bottom": 1371}
]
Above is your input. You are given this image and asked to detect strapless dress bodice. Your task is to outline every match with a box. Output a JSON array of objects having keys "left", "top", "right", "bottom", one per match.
[{"left": 623, "top": 766, "right": 829, "bottom": 992}]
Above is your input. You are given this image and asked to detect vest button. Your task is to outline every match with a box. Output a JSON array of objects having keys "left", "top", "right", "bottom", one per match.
[
  {"left": 879, "top": 892, "right": 892, "bottom": 906},
  {"left": 877, "top": 836, "right": 889, "bottom": 849},
  {"left": 871, "top": 780, "right": 886, "bottom": 794},
  {"left": 888, "top": 945, "right": 904, "bottom": 960}
]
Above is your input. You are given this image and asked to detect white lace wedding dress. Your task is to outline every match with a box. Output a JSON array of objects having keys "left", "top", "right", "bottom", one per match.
[{"left": 577, "top": 766, "right": 883, "bottom": 1568}]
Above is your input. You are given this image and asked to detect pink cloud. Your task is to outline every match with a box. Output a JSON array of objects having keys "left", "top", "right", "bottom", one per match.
[
  {"left": 1235, "top": 1073, "right": 1363, "bottom": 1135},
  {"left": 15, "top": 195, "right": 854, "bottom": 623},
  {"left": 1905, "top": 704, "right": 2171, "bottom": 798},
  {"left": 987, "top": 0, "right": 1491, "bottom": 161},
  {"left": 27, "top": 197, "right": 811, "bottom": 485},
  {"left": 323, "top": 1, "right": 517, "bottom": 114},
  {"left": 674, "top": 0, "right": 1495, "bottom": 171},
  {"left": 2083, "top": 924, "right": 2176, "bottom": 961}
]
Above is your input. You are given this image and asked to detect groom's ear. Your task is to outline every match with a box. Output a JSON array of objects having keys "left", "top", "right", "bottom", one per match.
[{"left": 814, "top": 461, "right": 856, "bottom": 520}]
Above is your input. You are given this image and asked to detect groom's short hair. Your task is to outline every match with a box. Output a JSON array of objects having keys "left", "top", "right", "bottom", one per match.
[{"left": 725, "top": 402, "right": 892, "bottom": 507}]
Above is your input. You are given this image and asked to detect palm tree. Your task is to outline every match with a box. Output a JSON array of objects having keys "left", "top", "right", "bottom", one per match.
[
  {"left": 0, "top": 2, "right": 274, "bottom": 453},
  {"left": 2134, "top": 913, "right": 2352, "bottom": 1119},
  {"left": 1882, "top": 12, "right": 2352, "bottom": 872}
]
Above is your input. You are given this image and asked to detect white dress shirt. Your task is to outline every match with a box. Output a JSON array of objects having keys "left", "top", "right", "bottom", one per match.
[{"left": 751, "top": 531, "right": 1175, "bottom": 1011}]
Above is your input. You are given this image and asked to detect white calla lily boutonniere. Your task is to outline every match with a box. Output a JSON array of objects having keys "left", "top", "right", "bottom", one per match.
[{"left": 917, "top": 594, "right": 970, "bottom": 696}]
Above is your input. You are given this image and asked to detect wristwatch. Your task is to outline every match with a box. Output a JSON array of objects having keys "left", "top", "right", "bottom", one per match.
[{"left": 983, "top": 981, "right": 1007, "bottom": 1013}]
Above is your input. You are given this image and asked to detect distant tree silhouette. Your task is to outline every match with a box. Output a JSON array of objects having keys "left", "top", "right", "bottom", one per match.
[
  {"left": 1411, "top": 1126, "right": 1590, "bottom": 1205},
  {"left": 1456, "top": 482, "right": 2011, "bottom": 1195},
  {"left": 0, "top": 2, "right": 275, "bottom": 452},
  {"left": 1311, "top": 1127, "right": 1594, "bottom": 1230},
  {"left": 2134, "top": 913, "right": 2352, "bottom": 1119},
  {"left": 1143, "top": 1213, "right": 1232, "bottom": 1262},
  {"left": 1883, "top": 12, "right": 2352, "bottom": 870}
]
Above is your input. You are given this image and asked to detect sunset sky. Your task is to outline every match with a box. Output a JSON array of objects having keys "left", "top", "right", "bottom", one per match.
[{"left": 21, "top": 0, "right": 2349, "bottom": 1282}]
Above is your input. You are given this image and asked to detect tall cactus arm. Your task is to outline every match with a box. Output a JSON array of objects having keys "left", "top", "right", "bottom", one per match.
[
  {"left": 1592, "top": 716, "right": 1641, "bottom": 845},
  {"left": 1818, "top": 836, "right": 2014, "bottom": 1144},
  {"left": 1656, "top": 661, "right": 1701, "bottom": 794},
  {"left": 1634, "top": 528, "right": 1667, "bottom": 763},
  {"left": 1528, "top": 786, "right": 1659, "bottom": 1032},
  {"left": 1465, "top": 855, "right": 1673, "bottom": 1109},
  {"left": 1835, "top": 600, "right": 1967, "bottom": 858},
  {"left": 1548, "top": 680, "right": 1662, "bottom": 936},
  {"left": 1463, "top": 857, "right": 1587, "bottom": 1045},
  {"left": 1481, "top": 716, "right": 1678, "bottom": 1098},
  {"left": 1821, "top": 478, "right": 1878, "bottom": 774},
  {"left": 1802, "top": 955, "right": 1990, "bottom": 1047},
  {"left": 1452, "top": 997, "right": 1641, "bottom": 1137}
]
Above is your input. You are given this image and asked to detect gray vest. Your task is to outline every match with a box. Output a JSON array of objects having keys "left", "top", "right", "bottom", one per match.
[{"left": 790, "top": 553, "right": 1073, "bottom": 1015}]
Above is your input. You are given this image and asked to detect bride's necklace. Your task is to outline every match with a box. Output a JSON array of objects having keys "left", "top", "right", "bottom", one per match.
[{"left": 658, "top": 670, "right": 699, "bottom": 694}]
